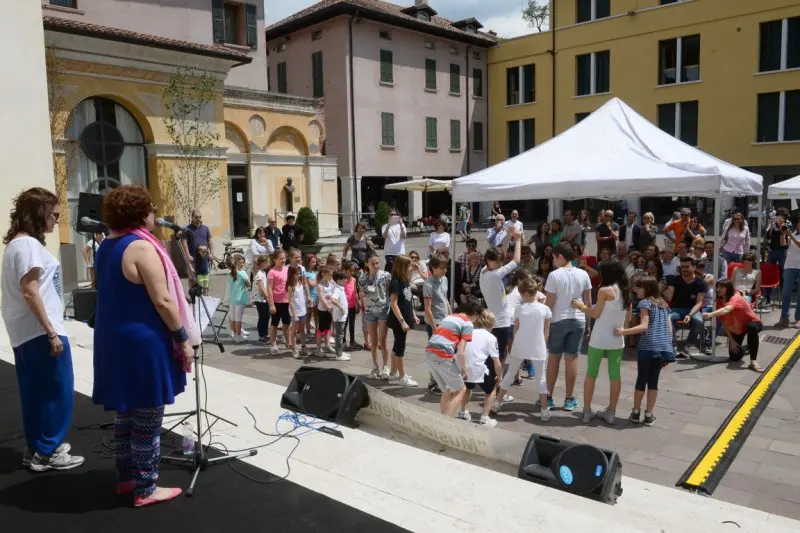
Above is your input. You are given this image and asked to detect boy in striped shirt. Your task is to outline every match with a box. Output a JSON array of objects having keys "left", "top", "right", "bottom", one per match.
[{"left": 426, "top": 302, "right": 481, "bottom": 417}]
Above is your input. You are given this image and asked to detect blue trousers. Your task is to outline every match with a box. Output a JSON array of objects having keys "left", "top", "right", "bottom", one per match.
[
  {"left": 781, "top": 268, "right": 800, "bottom": 321},
  {"left": 669, "top": 309, "right": 704, "bottom": 346},
  {"left": 13, "top": 335, "right": 74, "bottom": 456}
]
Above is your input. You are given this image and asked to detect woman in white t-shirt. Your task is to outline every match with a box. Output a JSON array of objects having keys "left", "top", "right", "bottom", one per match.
[
  {"left": 459, "top": 310, "right": 503, "bottom": 427},
  {"left": 82, "top": 232, "right": 105, "bottom": 288},
  {"left": 428, "top": 220, "right": 451, "bottom": 258},
  {"left": 381, "top": 210, "right": 406, "bottom": 273},
  {"left": 572, "top": 259, "right": 630, "bottom": 425},
  {"left": 1, "top": 188, "right": 84, "bottom": 471},
  {"left": 479, "top": 227, "right": 520, "bottom": 363}
]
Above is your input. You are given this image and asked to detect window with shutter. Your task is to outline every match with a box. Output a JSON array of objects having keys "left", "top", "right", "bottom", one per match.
[
  {"left": 312, "top": 52, "right": 324, "bottom": 97},
  {"left": 523, "top": 119, "right": 535, "bottom": 151},
  {"left": 380, "top": 50, "right": 393, "bottom": 83},
  {"left": 449, "top": 64, "right": 460, "bottom": 94},
  {"left": 49, "top": 0, "right": 76, "bottom": 7},
  {"left": 212, "top": 0, "right": 225, "bottom": 43},
  {"left": 507, "top": 121, "right": 520, "bottom": 157},
  {"left": 381, "top": 113, "right": 395, "bottom": 146},
  {"left": 426, "top": 117, "right": 438, "bottom": 149},
  {"left": 473, "top": 68, "right": 483, "bottom": 97},
  {"left": 450, "top": 120, "right": 461, "bottom": 151},
  {"left": 245, "top": 3, "right": 258, "bottom": 49},
  {"left": 277, "top": 62, "right": 287, "bottom": 94},
  {"left": 425, "top": 59, "right": 437, "bottom": 90},
  {"left": 473, "top": 122, "right": 484, "bottom": 151}
]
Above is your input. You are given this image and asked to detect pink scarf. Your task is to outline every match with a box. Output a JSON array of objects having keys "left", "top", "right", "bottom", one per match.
[{"left": 121, "top": 228, "right": 201, "bottom": 364}]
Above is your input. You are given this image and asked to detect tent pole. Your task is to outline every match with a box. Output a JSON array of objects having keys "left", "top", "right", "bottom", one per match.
[
  {"left": 450, "top": 196, "right": 457, "bottom": 308},
  {"left": 756, "top": 193, "right": 763, "bottom": 266},
  {"left": 711, "top": 192, "right": 723, "bottom": 354}
]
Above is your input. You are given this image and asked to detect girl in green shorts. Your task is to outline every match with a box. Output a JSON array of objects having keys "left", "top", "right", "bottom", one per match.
[{"left": 572, "top": 259, "right": 631, "bottom": 425}]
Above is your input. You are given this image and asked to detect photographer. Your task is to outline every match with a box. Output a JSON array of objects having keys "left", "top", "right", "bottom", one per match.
[
  {"left": 766, "top": 208, "right": 791, "bottom": 304},
  {"left": 382, "top": 209, "right": 406, "bottom": 272},
  {"left": 777, "top": 218, "right": 800, "bottom": 328}
]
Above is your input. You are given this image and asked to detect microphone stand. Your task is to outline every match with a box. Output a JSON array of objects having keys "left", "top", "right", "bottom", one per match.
[{"left": 160, "top": 228, "right": 257, "bottom": 496}]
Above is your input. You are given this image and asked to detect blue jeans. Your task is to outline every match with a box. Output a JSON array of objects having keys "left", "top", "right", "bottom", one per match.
[
  {"left": 13, "top": 335, "right": 74, "bottom": 456},
  {"left": 721, "top": 250, "right": 742, "bottom": 264},
  {"left": 767, "top": 249, "right": 787, "bottom": 301},
  {"left": 780, "top": 268, "right": 800, "bottom": 321},
  {"left": 669, "top": 308, "right": 703, "bottom": 347}
]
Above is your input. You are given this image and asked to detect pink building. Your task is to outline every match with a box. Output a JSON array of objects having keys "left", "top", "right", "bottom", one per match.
[{"left": 265, "top": 0, "right": 497, "bottom": 225}]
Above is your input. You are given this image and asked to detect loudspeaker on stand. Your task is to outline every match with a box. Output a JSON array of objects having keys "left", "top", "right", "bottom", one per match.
[{"left": 281, "top": 366, "right": 369, "bottom": 428}]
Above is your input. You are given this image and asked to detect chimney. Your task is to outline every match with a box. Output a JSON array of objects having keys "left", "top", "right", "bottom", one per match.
[{"left": 415, "top": 0, "right": 426, "bottom": 6}]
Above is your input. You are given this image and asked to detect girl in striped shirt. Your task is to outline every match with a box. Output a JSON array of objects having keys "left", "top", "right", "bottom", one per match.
[{"left": 615, "top": 276, "right": 675, "bottom": 427}]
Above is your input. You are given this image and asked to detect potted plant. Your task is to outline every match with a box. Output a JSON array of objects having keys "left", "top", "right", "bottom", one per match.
[
  {"left": 371, "top": 201, "right": 390, "bottom": 249},
  {"left": 296, "top": 207, "right": 323, "bottom": 255}
]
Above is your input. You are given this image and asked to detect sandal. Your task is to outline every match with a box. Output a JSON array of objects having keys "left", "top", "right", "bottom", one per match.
[
  {"left": 134, "top": 487, "right": 182, "bottom": 508},
  {"left": 748, "top": 361, "right": 764, "bottom": 373}
]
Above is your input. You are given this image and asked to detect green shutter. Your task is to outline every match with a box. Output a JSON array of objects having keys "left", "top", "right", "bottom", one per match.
[
  {"left": 426, "top": 117, "right": 438, "bottom": 149},
  {"left": 212, "top": 0, "right": 225, "bottom": 43},
  {"left": 245, "top": 3, "right": 258, "bottom": 49},
  {"left": 277, "top": 62, "right": 287, "bottom": 93},
  {"left": 425, "top": 59, "right": 437, "bottom": 90},
  {"left": 312, "top": 52, "right": 324, "bottom": 97},
  {"left": 381, "top": 113, "right": 395, "bottom": 146},
  {"left": 473, "top": 68, "right": 483, "bottom": 97},
  {"left": 449, "top": 63, "right": 460, "bottom": 94},
  {"left": 380, "top": 50, "right": 393, "bottom": 83},
  {"left": 450, "top": 120, "right": 461, "bottom": 150}
]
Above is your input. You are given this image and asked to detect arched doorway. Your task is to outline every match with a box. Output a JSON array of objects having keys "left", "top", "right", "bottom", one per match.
[{"left": 66, "top": 97, "right": 147, "bottom": 281}]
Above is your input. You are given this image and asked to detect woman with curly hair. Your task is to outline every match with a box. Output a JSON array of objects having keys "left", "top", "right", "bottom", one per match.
[
  {"left": 92, "top": 185, "right": 198, "bottom": 507},
  {"left": 2, "top": 187, "right": 84, "bottom": 472}
]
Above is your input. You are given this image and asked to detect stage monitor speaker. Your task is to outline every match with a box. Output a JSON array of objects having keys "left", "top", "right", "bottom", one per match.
[
  {"left": 518, "top": 434, "right": 623, "bottom": 505},
  {"left": 73, "top": 288, "right": 97, "bottom": 323},
  {"left": 76, "top": 192, "right": 105, "bottom": 234},
  {"left": 280, "top": 366, "right": 369, "bottom": 428}
]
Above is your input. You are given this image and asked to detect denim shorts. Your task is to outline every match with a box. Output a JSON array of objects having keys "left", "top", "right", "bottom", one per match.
[
  {"left": 364, "top": 307, "right": 390, "bottom": 323},
  {"left": 547, "top": 319, "right": 585, "bottom": 357}
]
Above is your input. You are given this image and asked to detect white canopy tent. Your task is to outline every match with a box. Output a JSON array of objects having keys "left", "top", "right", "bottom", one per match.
[
  {"left": 767, "top": 175, "right": 800, "bottom": 199},
  {"left": 449, "top": 97, "right": 763, "bottom": 360}
]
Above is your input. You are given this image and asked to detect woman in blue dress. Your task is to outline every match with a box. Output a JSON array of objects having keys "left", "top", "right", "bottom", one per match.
[{"left": 93, "top": 185, "right": 196, "bottom": 508}]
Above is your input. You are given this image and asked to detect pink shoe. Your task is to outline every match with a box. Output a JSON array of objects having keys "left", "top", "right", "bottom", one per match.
[
  {"left": 134, "top": 487, "right": 182, "bottom": 508},
  {"left": 116, "top": 480, "right": 136, "bottom": 495}
]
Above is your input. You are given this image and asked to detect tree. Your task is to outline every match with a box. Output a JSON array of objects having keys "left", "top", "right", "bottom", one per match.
[
  {"left": 45, "top": 45, "right": 79, "bottom": 216},
  {"left": 163, "top": 66, "right": 222, "bottom": 223},
  {"left": 296, "top": 207, "right": 319, "bottom": 245},
  {"left": 522, "top": 1, "right": 550, "bottom": 32}
]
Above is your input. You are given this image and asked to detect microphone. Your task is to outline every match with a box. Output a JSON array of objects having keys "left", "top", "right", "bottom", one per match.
[
  {"left": 80, "top": 216, "right": 107, "bottom": 231},
  {"left": 155, "top": 218, "right": 184, "bottom": 232}
]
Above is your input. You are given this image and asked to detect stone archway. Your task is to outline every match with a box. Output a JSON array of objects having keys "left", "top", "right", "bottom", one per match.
[{"left": 266, "top": 126, "right": 309, "bottom": 155}]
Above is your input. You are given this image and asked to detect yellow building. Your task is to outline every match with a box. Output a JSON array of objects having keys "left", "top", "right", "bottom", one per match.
[
  {"left": 488, "top": 0, "right": 800, "bottom": 222},
  {"left": 43, "top": 16, "right": 337, "bottom": 289}
]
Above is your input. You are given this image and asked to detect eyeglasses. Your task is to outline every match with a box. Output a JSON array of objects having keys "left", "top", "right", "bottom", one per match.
[{"left": 49, "top": 212, "right": 60, "bottom": 222}]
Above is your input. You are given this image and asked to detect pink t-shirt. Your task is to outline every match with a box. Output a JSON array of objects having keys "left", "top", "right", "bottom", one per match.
[
  {"left": 267, "top": 266, "right": 289, "bottom": 303},
  {"left": 344, "top": 278, "right": 357, "bottom": 308}
]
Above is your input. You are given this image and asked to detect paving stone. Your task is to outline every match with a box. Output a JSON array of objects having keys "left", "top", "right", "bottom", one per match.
[{"left": 768, "top": 439, "right": 800, "bottom": 458}]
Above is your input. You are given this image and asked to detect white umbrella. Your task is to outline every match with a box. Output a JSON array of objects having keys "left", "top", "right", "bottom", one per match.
[{"left": 385, "top": 179, "right": 452, "bottom": 217}]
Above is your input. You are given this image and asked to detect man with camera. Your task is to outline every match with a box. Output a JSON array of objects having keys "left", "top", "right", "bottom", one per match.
[
  {"left": 382, "top": 210, "right": 407, "bottom": 272},
  {"left": 766, "top": 208, "right": 791, "bottom": 306}
]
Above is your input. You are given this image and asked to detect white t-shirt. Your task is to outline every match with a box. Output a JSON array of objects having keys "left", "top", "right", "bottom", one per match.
[
  {"left": 662, "top": 257, "right": 679, "bottom": 277},
  {"left": 511, "top": 302, "right": 552, "bottom": 361},
  {"left": 84, "top": 240, "right": 100, "bottom": 267},
  {"left": 504, "top": 219, "right": 523, "bottom": 234},
  {"left": 331, "top": 284, "right": 348, "bottom": 322},
  {"left": 253, "top": 270, "right": 268, "bottom": 303},
  {"left": 382, "top": 222, "right": 406, "bottom": 256},
  {"left": 291, "top": 282, "right": 307, "bottom": 318},
  {"left": 1, "top": 236, "right": 66, "bottom": 348},
  {"left": 479, "top": 261, "right": 518, "bottom": 328},
  {"left": 506, "top": 288, "right": 523, "bottom": 319},
  {"left": 318, "top": 281, "right": 334, "bottom": 311},
  {"left": 544, "top": 265, "right": 592, "bottom": 323},
  {"left": 428, "top": 231, "right": 450, "bottom": 253},
  {"left": 465, "top": 329, "right": 499, "bottom": 383},
  {"left": 785, "top": 237, "right": 800, "bottom": 270}
]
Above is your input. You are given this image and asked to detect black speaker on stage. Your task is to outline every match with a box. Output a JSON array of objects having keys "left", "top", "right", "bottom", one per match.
[
  {"left": 280, "top": 366, "right": 369, "bottom": 428},
  {"left": 76, "top": 193, "right": 105, "bottom": 234},
  {"left": 518, "top": 434, "right": 623, "bottom": 504},
  {"left": 73, "top": 288, "right": 97, "bottom": 322}
]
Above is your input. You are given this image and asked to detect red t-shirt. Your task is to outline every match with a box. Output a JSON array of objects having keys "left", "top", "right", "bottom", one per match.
[{"left": 717, "top": 293, "right": 760, "bottom": 335}]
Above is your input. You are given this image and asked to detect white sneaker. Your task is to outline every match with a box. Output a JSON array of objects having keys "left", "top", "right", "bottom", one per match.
[
  {"left": 291, "top": 348, "right": 301, "bottom": 359},
  {"left": 492, "top": 399, "right": 503, "bottom": 412},
  {"left": 29, "top": 451, "right": 85, "bottom": 472},
  {"left": 335, "top": 352, "right": 351, "bottom": 361},
  {"left": 540, "top": 409, "right": 552, "bottom": 422},
  {"left": 368, "top": 368, "right": 380, "bottom": 380},
  {"left": 325, "top": 345, "right": 336, "bottom": 354},
  {"left": 456, "top": 410, "right": 472, "bottom": 421},
  {"left": 400, "top": 375, "right": 418, "bottom": 387},
  {"left": 270, "top": 346, "right": 280, "bottom": 355},
  {"left": 316, "top": 349, "right": 325, "bottom": 358},
  {"left": 233, "top": 334, "right": 243, "bottom": 343},
  {"left": 388, "top": 371, "right": 401, "bottom": 381},
  {"left": 480, "top": 416, "right": 498, "bottom": 428},
  {"left": 241, "top": 330, "right": 250, "bottom": 337},
  {"left": 380, "top": 367, "right": 391, "bottom": 380},
  {"left": 502, "top": 394, "right": 515, "bottom": 403}
]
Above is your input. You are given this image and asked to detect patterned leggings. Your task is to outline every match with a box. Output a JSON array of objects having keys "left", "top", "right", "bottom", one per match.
[{"left": 114, "top": 407, "right": 165, "bottom": 498}]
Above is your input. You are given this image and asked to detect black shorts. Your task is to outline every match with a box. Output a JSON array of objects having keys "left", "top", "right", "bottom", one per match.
[
  {"left": 270, "top": 302, "right": 291, "bottom": 326},
  {"left": 318, "top": 310, "right": 333, "bottom": 333},
  {"left": 465, "top": 356, "right": 497, "bottom": 394}
]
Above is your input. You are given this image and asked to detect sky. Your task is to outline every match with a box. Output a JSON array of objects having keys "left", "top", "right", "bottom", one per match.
[{"left": 263, "top": 0, "right": 546, "bottom": 39}]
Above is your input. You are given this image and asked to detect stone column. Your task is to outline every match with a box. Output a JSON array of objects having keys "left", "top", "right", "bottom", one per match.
[
  {"left": 340, "top": 175, "right": 359, "bottom": 232},
  {"left": 0, "top": 4, "right": 57, "bottom": 277},
  {"left": 249, "top": 159, "right": 270, "bottom": 229},
  {"left": 409, "top": 176, "right": 423, "bottom": 221}
]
